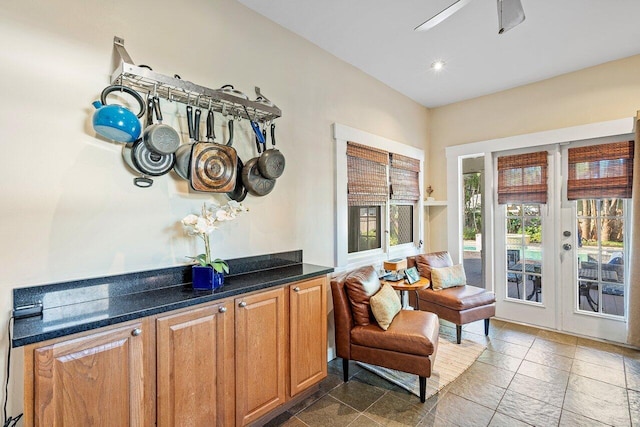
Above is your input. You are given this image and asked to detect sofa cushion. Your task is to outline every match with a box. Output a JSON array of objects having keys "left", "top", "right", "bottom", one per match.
[
  {"left": 415, "top": 251, "right": 453, "bottom": 282},
  {"left": 351, "top": 310, "right": 438, "bottom": 357},
  {"left": 344, "top": 266, "right": 381, "bottom": 326},
  {"left": 431, "top": 264, "right": 467, "bottom": 290},
  {"left": 418, "top": 285, "right": 496, "bottom": 311},
  {"left": 370, "top": 283, "right": 401, "bottom": 330}
]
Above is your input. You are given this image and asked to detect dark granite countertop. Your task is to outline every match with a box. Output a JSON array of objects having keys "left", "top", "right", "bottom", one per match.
[{"left": 12, "top": 251, "right": 333, "bottom": 347}]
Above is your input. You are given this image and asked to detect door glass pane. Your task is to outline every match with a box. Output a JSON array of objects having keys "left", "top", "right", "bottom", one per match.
[
  {"left": 576, "top": 199, "right": 625, "bottom": 316},
  {"left": 506, "top": 203, "right": 542, "bottom": 303}
]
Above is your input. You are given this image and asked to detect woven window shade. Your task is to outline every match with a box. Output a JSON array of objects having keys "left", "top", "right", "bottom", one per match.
[
  {"left": 347, "top": 141, "right": 389, "bottom": 206},
  {"left": 567, "top": 141, "right": 634, "bottom": 200},
  {"left": 390, "top": 153, "right": 420, "bottom": 203},
  {"left": 497, "top": 151, "right": 548, "bottom": 204}
]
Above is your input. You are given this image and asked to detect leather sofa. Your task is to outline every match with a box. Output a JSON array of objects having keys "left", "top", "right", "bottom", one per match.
[
  {"left": 407, "top": 252, "right": 496, "bottom": 344},
  {"left": 330, "top": 266, "right": 439, "bottom": 402}
]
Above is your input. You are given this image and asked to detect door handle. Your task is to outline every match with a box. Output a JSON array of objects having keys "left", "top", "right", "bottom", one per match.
[{"left": 563, "top": 243, "right": 572, "bottom": 251}]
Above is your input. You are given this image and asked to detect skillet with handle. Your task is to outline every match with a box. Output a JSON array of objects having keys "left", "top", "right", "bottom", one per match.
[{"left": 258, "top": 123, "right": 285, "bottom": 179}]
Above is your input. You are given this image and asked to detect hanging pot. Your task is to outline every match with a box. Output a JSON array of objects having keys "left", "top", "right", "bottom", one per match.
[
  {"left": 92, "top": 85, "right": 145, "bottom": 143},
  {"left": 258, "top": 123, "right": 285, "bottom": 179},
  {"left": 190, "top": 116, "right": 238, "bottom": 193},
  {"left": 242, "top": 135, "right": 275, "bottom": 197},
  {"left": 173, "top": 105, "right": 196, "bottom": 180},
  {"left": 143, "top": 96, "right": 180, "bottom": 155}
]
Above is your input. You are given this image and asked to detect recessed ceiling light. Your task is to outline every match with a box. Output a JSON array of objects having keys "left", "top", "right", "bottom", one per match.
[{"left": 431, "top": 60, "right": 446, "bottom": 71}]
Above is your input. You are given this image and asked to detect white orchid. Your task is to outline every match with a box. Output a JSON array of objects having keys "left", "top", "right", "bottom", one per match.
[{"left": 181, "top": 200, "right": 248, "bottom": 272}]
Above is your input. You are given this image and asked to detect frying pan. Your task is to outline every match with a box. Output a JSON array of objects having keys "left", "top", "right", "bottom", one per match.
[
  {"left": 189, "top": 113, "right": 238, "bottom": 192},
  {"left": 258, "top": 123, "right": 285, "bottom": 179},
  {"left": 242, "top": 135, "right": 276, "bottom": 197},
  {"left": 173, "top": 105, "right": 196, "bottom": 180},
  {"left": 226, "top": 121, "right": 247, "bottom": 202},
  {"left": 143, "top": 97, "right": 180, "bottom": 155}
]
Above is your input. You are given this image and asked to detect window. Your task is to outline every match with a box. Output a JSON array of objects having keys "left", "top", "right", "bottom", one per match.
[{"left": 339, "top": 132, "right": 423, "bottom": 262}]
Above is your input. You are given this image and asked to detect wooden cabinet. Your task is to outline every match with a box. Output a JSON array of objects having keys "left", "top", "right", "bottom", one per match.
[
  {"left": 156, "top": 300, "right": 234, "bottom": 427},
  {"left": 234, "top": 287, "right": 286, "bottom": 426},
  {"left": 24, "top": 276, "right": 328, "bottom": 426},
  {"left": 289, "top": 277, "right": 327, "bottom": 397},
  {"left": 24, "top": 318, "right": 154, "bottom": 427}
]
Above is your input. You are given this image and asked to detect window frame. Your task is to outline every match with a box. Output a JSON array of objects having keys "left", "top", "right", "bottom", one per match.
[{"left": 334, "top": 123, "right": 424, "bottom": 270}]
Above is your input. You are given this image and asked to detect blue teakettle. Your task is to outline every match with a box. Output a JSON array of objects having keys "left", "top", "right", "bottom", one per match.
[{"left": 92, "top": 85, "right": 145, "bottom": 143}]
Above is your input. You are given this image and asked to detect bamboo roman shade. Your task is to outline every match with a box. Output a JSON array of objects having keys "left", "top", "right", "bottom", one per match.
[
  {"left": 390, "top": 153, "right": 420, "bottom": 203},
  {"left": 497, "top": 151, "right": 548, "bottom": 204},
  {"left": 567, "top": 141, "right": 634, "bottom": 200},
  {"left": 347, "top": 141, "right": 389, "bottom": 206}
]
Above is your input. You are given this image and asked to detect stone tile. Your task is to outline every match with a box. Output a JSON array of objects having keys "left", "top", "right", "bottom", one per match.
[
  {"left": 464, "top": 361, "right": 516, "bottom": 389},
  {"left": 428, "top": 392, "right": 494, "bottom": 427},
  {"left": 477, "top": 349, "right": 523, "bottom": 372},
  {"left": 576, "top": 337, "right": 628, "bottom": 356},
  {"left": 567, "top": 373, "right": 628, "bottom": 405},
  {"left": 507, "top": 373, "right": 566, "bottom": 408},
  {"left": 563, "top": 388, "right": 630, "bottom": 426},
  {"left": 417, "top": 411, "right": 460, "bottom": 427},
  {"left": 537, "top": 329, "right": 578, "bottom": 346},
  {"left": 287, "top": 387, "right": 329, "bottom": 415},
  {"left": 364, "top": 393, "right": 430, "bottom": 427},
  {"left": 574, "top": 345, "right": 625, "bottom": 371},
  {"left": 486, "top": 338, "right": 530, "bottom": 359},
  {"left": 500, "top": 321, "right": 539, "bottom": 335},
  {"left": 524, "top": 348, "right": 573, "bottom": 372},
  {"left": 328, "top": 358, "right": 363, "bottom": 381},
  {"left": 517, "top": 360, "right": 570, "bottom": 387},
  {"left": 530, "top": 338, "right": 576, "bottom": 358},
  {"left": 488, "top": 412, "right": 532, "bottom": 427},
  {"left": 329, "top": 380, "right": 386, "bottom": 412},
  {"left": 352, "top": 368, "right": 403, "bottom": 392},
  {"left": 447, "top": 371, "right": 506, "bottom": 410},
  {"left": 629, "top": 388, "right": 640, "bottom": 427},
  {"left": 625, "top": 357, "right": 640, "bottom": 392},
  {"left": 264, "top": 411, "right": 302, "bottom": 427},
  {"left": 496, "top": 389, "right": 561, "bottom": 427},
  {"left": 571, "top": 358, "right": 626, "bottom": 387},
  {"left": 296, "top": 395, "right": 360, "bottom": 427},
  {"left": 621, "top": 346, "right": 640, "bottom": 360},
  {"left": 348, "top": 414, "right": 383, "bottom": 426},
  {"left": 494, "top": 329, "right": 536, "bottom": 347},
  {"left": 318, "top": 372, "right": 344, "bottom": 394},
  {"left": 558, "top": 410, "right": 610, "bottom": 427}
]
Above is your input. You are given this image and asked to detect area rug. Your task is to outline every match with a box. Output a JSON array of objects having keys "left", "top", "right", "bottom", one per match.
[{"left": 357, "top": 337, "right": 486, "bottom": 398}]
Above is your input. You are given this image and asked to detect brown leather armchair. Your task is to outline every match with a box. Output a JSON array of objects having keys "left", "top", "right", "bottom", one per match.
[
  {"left": 330, "top": 266, "right": 439, "bottom": 402},
  {"left": 407, "top": 252, "right": 496, "bottom": 344}
]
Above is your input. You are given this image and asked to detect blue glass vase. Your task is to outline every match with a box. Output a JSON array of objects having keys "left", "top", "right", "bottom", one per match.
[{"left": 192, "top": 266, "right": 213, "bottom": 290}]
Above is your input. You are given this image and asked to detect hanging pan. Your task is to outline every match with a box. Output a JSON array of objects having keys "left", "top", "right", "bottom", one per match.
[
  {"left": 173, "top": 105, "right": 196, "bottom": 180},
  {"left": 143, "top": 96, "right": 180, "bottom": 155},
  {"left": 189, "top": 111, "right": 238, "bottom": 192},
  {"left": 258, "top": 123, "right": 285, "bottom": 179},
  {"left": 242, "top": 134, "right": 275, "bottom": 197}
]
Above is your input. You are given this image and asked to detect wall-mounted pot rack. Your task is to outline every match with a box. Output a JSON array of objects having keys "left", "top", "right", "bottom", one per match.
[{"left": 109, "top": 36, "right": 282, "bottom": 123}]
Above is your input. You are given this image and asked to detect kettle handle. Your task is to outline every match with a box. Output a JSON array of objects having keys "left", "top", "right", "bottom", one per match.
[{"left": 99, "top": 85, "right": 146, "bottom": 118}]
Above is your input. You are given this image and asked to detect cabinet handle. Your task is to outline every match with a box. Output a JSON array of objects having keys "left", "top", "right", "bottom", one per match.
[
  {"left": 218, "top": 306, "right": 227, "bottom": 313},
  {"left": 238, "top": 301, "right": 247, "bottom": 308},
  {"left": 293, "top": 287, "right": 300, "bottom": 292},
  {"left": 131, "top": 328, "right": 142, "bottom": 337}
]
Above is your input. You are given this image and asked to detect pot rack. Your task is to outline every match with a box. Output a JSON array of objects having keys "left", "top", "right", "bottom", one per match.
[{"left": 110, "top": 36, "right": 282, "bottom": 123}]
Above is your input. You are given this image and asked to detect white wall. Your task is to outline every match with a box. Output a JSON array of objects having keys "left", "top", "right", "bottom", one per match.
[{"left": 0, "top": 0, "right": 430, "bottom": 416}]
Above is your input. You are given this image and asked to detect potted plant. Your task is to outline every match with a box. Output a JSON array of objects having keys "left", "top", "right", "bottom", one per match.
[{"left": 181, "top": 200, "right": 247, "bottom": 290}]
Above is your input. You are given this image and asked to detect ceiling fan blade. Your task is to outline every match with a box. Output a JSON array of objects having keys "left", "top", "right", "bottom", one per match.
[
  {"left": 414, "top": 0, "right": 473, "bottom": 31},
  {"left": 497, "top": 0, "right": 525, "bottom": 34}
]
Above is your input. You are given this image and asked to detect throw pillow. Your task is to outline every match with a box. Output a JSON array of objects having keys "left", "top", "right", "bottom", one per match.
[
  {"left": 344, "top": 266, "right": 381, "bottom": 326},
  {"left": 431, "top": 264, "right": 467, "bottom": 290},
  {"left": 370, "top": 283, "right": 402, "bottom": 330},
  {"left": 415, "top": 252, "right": 453, "bottom": 282}
]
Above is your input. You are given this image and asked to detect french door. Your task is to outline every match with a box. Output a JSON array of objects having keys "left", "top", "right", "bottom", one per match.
[{"left": 494, "top": 144, "right": 629, "bottom": 342}]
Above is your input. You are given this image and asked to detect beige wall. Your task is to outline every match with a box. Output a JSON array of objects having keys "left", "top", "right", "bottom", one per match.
[
  {"left": 0, "top": 0, "right": 429, "bottom": 415},
  {"left": 428, "top": 54, "right": 640, "bottom": 250}
]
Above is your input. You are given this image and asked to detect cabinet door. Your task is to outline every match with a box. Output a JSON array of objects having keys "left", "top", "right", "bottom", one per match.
[
  {"left": 289, "top": 277, "right": 328, "bottom": 396},
  {"left": 30, "top": 319, "right": 152, "bottom": 427},
  {"left": 156, "top": 301, "right": 234, "bottom": 427},
  {"left": 235, "top": 287, "right": 286, "bottom": 426}
]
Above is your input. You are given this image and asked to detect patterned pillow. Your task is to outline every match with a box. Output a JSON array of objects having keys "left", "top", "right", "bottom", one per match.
[
  {"left": 431, "top": 264, "right": 467, "bottom": 290},
  {"left": 370, "top": 283, "right": 402, "bottom": 330}
]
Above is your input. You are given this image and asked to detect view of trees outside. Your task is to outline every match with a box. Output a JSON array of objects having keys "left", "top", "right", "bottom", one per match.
[
  {"left": 463, "top": 173, "right": 482, "bottom": 240},
  {"left": 577, "top": 199, "right": 624, "bottom": 249}
]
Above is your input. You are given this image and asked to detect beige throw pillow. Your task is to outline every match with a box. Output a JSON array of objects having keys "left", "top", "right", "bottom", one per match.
[
  {"left": 431, "top": 264, "right": 467, "bottom": 290},
  {"left": 369, "top": 283, "right": 402, "bottom": 330}
]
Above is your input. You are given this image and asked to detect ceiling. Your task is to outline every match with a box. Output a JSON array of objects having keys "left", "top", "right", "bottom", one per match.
[{"left": 236, "top": 0, "right": 640, "bottom": 108}]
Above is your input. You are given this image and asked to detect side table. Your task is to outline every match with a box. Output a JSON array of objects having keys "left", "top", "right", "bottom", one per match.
[{"left": 382, "top": 277, "right": 431, "bottom": 310}]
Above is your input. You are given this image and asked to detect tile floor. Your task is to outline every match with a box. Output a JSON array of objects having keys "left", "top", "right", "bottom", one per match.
[{"left": 266, "top": 319, "right": 640, "bottom": 427}]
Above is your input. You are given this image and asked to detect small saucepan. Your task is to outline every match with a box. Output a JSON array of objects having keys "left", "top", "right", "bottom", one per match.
[
  {"left": 143, "top": 97, "right": 180, "bottom": 155},
  {"left": 242, "top": 135, "right": 276, "bottom": 197},
  {"left": 92, "top": 85, "right": 145, "bottom": 143},
  {"left": 258, "top": 123, "right": 285, "bottom": 179}
]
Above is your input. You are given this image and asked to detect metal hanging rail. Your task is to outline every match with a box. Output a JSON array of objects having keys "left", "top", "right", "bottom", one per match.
[{"left": 109, "top": 36, "right": 282, "bottom": 123}]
